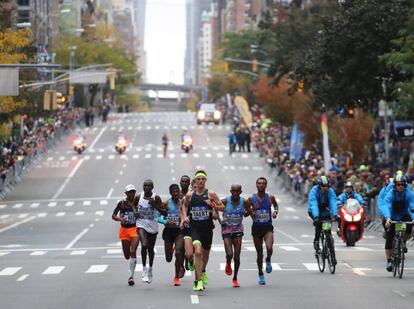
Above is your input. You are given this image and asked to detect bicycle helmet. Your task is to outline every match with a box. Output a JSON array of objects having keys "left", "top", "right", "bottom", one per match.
[{"left": 317, "top": 175, "right": 330, "bottom": 187}]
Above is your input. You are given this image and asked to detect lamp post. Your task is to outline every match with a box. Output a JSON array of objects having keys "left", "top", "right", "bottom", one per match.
[{"left": 69, "top": 46, "right": 77, "bottom": 107}]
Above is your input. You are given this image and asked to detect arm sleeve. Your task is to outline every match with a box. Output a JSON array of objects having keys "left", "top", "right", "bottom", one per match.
[
  {"left": 377, "top": 188, "right": 385, "bottom": 217},
  {"left": 354, "top": 193, "right": 367, "bottom": 205},
  {"left": 308, "top": 187, "right": 319, "bottom": 218},
  {"left": 329, "top": 189, "right": 338, "bottom": 217},
  {"left": 383, "top": 190, "right": 393, "bottom": 220},
  {"left": 337, "top": 193, "right": 345, "bottom": 206},
  {"left": 407, "top": 191, "right": 414, "bottom": 220},
  {"left": 156, "top": 211, "right": 167, "bottom": 225}
]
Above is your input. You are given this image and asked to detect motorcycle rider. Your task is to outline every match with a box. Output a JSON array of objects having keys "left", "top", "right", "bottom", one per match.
[
  {"left": 337, "top": 182, "right": 366, "bottom": 233},
  {"left": 383, "top": 174, "right": 414, "bottom": 272},
  {"left": 307, "top": 176, "right": 339, "bottom": 263},
  {"left": 73, "top": 129, "right": 86, "bottom": 151},
  {"left": 181, "top": 130, "right": 193, "bottom": 148}
]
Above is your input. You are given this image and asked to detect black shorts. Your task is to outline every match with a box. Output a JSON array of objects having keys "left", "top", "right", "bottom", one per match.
[
  {"left": 252, "top": 224, "right": 274, "bottom": 239},
  {"left": 190, "top": 226, "right": 213, "bottom": 250},
  {"left": 222, "top": 232, "right": 244, "bottom": 239},
  {"left": 183, "top": 227, "right": 191, "bottom": 238},
  {"left": 162, "top": 227, "right": 182, "bottom": 243},
  {"left": 385, "top": 215, "right": 413, "bottom": 250}
]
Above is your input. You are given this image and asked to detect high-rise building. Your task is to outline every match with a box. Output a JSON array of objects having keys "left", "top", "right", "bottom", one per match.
[{"left": 198, "top": 10, "right": 212, "bottom": 84}]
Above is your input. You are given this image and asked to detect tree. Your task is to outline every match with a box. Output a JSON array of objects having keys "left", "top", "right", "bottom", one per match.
[
  {"left": 302, "top": 0, "right": 414, "bottom": 111},
  {"left": 382, "top": 9, "right": 414, "bottom": 119}
]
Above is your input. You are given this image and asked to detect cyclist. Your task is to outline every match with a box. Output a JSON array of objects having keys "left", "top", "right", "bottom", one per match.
[
  {"left": 112, "top": 184, "right": 139, "bottom": 286},
  {"left": 383, "top": 174, "right": 414, "bottom": 272},
  {"left": 307, "top": 176, "right": 338, "bottom": 264}
]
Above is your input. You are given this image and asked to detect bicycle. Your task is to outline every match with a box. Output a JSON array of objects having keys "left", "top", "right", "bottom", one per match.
[
  {"left": 315, "top": 219, "right": 336, "bottom": 274},
  {"left": 390, "top": 221, "right": 413, "bottom": 279}
]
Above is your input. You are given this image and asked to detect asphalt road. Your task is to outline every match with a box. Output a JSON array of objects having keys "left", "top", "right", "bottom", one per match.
[{"left": 0, "top": 110, "right": 413, "bottom": 309}]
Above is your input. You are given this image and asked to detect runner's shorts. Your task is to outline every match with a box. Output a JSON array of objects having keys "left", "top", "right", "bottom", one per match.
[
  {"left": 190, "top": 227, "right": 213, "bottom": 250},
  {"left": 183, "top": 227, "right": 191, "bottom": 238},
  {"left": 162, "top": 227, "right": 182, "bottom": 243},
  {"left": 119, "top": 226, "right": 138, "bottom": 241},
  {"left": 251, "top": 224, "right": 274, "bottom": 239},
  {"left": 222, "top": 232, "right": 244, "bottom": 239}
]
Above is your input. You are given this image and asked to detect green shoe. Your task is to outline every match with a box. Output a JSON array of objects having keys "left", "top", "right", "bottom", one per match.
[
  {"left": 188, "top": 260, "right": 194, "bottom": 271},
  {"left": 201, "top": 272, "right": 208, "bottom": 285},
  {"left": 192, "top": 281, "right": 198, "bottom": 291},
  {"left": 195, "top": 280, "right": 204, "bottom": 291}
]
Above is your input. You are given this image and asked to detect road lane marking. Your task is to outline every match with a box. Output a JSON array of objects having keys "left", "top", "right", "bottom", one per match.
[
  {"left": 42, "top": 266, "right": 65, "bottom": 275},
  {"left": 17, "top": 213, "right": 29, "bottom": 219},
  {"left": 48, "top": 202, "right": 57, "bottom": 207},
  {"left": 0, "top": 205, "right": 6, "bottom": 209},
  {"left": 0, "top": 214, "right": 10, "bottom": 219},
  {"left": 100, "top": 200, "right": 108, "bottom": 205},
  {"left": 107, "top": 188, "right": 114, "bottom": 198},
  {"left": 30, "top": 203, "right": 40, "bottom": 208},
  {"left": 83, "top": 201, "right": 91, "bottom": 206},
  {"left": 13, "top": 203, "right": 23, "bottom": 209},
  {"left": 392, "top": 290, "right": 406, "bottom": 298},
  {"left": 353, "top": 247, "right": 373, "bottom": 251},
  {"left": 285, "top": 207, "right": 296, "bottom": 212},
  {"left": 71, "top": 250, "right": 87, "bottom": 255},
  {"left": 30, "top": 251, "right": 47, "bottom": 256},
  {"left": 17, "top": 274, "right": 29, "bottom": 281},
  {"left": 96, "top": 155, "right": 102, "bottom": 160},
  {"left": 303, "top": 263, "right": 319, "bottom": 271},
  {"left": 65, "top": 201, "right": 74, "bottom": 207},
  {"left": 0, "top": 216, "right": 36, "bottom": 233},
  {"left": 280, "top": 246, "right": 301, "bottom": 252},
  {"left": 0, "top": 267, "right": 22, "bottom": 276},
  {"left": 190, "top": 295, "right": 199, "bottom": 304},
  {"left": 211, "top": 247, "right": 225, "bottom": 252},
  {"left": 352, "top": 268, "right": 370, "bottom": 276},
  {"left": 275, "top": 228, "right": 300, "bottom": 243},
  {"left": 245, "top": 246, "right": 255, "bottom": 251},
  {"left": 89, "top": 126, "right": 107, "bottom": 150},
  {"left": 56, "top": 212, "right": 66, "bottom": 217},
  {"left": 0, "top": 252, "right": 11, "bottom": 256},
  {"left": 52, "top": 158, "right": 85, "bottom": 200},
  {"left": 37, "top": 213, "right": 47, "bottom": 218},
  {"left": 75, "top": 211, "right": 85, "bottom": 216},
  {"left": 64, "top": 228, "right": 89, "bottom": 250},
  {"left": 85, "top": 265, "right": 108, "bottom": 273}
]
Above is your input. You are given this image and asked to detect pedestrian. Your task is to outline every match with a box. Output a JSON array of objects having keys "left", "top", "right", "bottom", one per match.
[
  {"left": 244, "top": 127, "right": 251, "bottom": 152},
  {"left": 135, "top": 179, "right": 167, "bottom": 283},
  {"left": 112, "top": 184, "right": 139, "bottom": 286},
  {"left": 247, "top": 177, "right": 279, "bottom": 285},
  {"left": 236, "top": 128, "right": 245, "bottom": 152},
  {"left": 228, "top": 131, "right": 237, "bottom": 155}
]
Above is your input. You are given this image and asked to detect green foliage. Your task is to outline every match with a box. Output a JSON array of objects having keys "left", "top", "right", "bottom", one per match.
[{"left": 382, "top": 9, "right": 414, "bottom": 119}]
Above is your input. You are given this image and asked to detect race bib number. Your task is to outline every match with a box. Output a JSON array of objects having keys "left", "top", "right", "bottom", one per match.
[
  {"left": 139, "top": 208, "right": 154, "bottom": 220},
  {"left": 123, "top": 211, "right": 135, "bottom": 225},
  {"left": 192, "top": 206, "right": 209, "bottom": 221},
  {"left": 167, "top": 214, "right": 180, "bottom": 226},
  {"left": 255, "top": 209, "right": 270, "bottom": 223},
  {"left": 225, "top": 213, "right": 243, "bottom": 226}
]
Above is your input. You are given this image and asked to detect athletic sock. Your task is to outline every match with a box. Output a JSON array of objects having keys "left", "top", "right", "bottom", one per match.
[
  {"left": 129, "top": 258, "right": 137, "bottom": 278},
  {"left": 265, "top": 257, "right": 271, "bottom": 262}
]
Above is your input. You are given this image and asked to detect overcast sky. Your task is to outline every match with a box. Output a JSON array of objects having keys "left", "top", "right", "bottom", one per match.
[{"left": 144, "top": 0, "right": 186, "bottom": 84}]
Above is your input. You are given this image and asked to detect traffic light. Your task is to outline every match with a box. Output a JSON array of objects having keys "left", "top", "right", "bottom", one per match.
[
  {"left": 346, "top": 108, "right": 354, "bottom": 118},
  {"left": 252, "top": 59, "right": 258, "bottom": 73}
]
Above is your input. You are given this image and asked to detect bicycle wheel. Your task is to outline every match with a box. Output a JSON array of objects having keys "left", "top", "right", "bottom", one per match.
[
  {"left": 392, "top": 238, "right": 399, "bottom": 277},
  {"left": 326, "top": 234, "right": 336, "bottom": 274},
  {"left": 317, "top": 234, "right": 325, "bottom": 273},
  {"left": 397, "top": 239, "right": 405, "bottom": 279}
]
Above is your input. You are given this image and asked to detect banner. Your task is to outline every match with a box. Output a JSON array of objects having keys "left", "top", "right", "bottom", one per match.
[
  {"left": 234, "top": 96, "right": 252, "bottom": 126},
  {"left": 321, "top": 113, "right": 332, "bottom": 173},
  {"left": 290, "top": 123, "right": 304, "bottom": 161}
]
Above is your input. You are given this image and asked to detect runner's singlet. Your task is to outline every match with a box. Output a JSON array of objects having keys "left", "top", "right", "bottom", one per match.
[
  {"left": 136, "top": 192, "right": 158, "bottom": 233},
  {"left": 222, "top": 196, "right": 244, "bottom": 234},
  {"left": 189, "top": 189, "right": 213, "bottom": 229},
  {"left": 251, "top": 193, "right": 272, "bottom": 226}
]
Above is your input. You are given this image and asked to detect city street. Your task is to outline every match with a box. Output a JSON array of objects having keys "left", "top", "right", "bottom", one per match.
[{"left": 0, "top": 111, "right": 413, "bottom": 308}]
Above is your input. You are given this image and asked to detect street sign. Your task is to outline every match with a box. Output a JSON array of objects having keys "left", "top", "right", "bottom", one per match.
[
  {"left": 69, "top": 71, "right": 107, "bottom": 84},
  {"left": 0, "top": 68, "right": 19, "bottom": 96},
  {"left": 394, "top": 120, "right": 414, "bottom": 140}
]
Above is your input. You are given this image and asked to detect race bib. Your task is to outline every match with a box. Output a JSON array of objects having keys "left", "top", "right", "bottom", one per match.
[
  {"left": 139, "top": 208, "right": 154, "bottom": 220},
  {"left": 255, "top": 209, "right": 270, "bottom": 223},
  {"left": 167, "top": 214, "right": 180, "bottom": 226},
  {"left": 225, "top": 213, "right": 243, "bottom": 226},
  {"left": 123, "top": 211, "right": 135, "bottom": 225},
  {"left": 192, "top": 206, "right": 210, "bottom": 221}
]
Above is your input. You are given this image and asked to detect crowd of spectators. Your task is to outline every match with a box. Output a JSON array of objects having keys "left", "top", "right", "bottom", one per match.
[{"left": 251, "top": 109, "right": 414, "bottom": 220}]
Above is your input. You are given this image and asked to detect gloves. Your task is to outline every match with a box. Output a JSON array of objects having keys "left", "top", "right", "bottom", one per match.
[
  {"left": 334, "top": 216, "right": 340, "bottom": 223},
  {"left": 313, "top": 217, "right": 320, "bottom": 225}
]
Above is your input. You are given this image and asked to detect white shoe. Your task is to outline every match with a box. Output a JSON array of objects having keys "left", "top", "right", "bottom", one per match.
[
  {"left": 147, "top": 268, "right": 153, "bottom": 284},
  {"left": 141, "top": 268, "right": 149, "bottom": 283}
]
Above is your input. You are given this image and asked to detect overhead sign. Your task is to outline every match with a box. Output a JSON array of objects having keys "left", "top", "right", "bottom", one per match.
[
  {"left": 0, "top": 68, "right": 19, "bottom": 96},
  {"left": 394, "top": 120, "right": 414, "bottom": 139},
  {"left": 69, "top": 71, "right": 107, "bottom": 84}
]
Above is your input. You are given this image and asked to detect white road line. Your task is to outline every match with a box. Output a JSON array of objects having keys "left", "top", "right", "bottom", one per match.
[
  {"left": 42, "top": 266, "right": 65, "bottom": 275},
  {"left": 0, "top": 252, "right": 11, "bottom": 256},
  {"left": 280, "top": 246, "right": 301, "bottom": 252},
  {"left": 71, "top": 250, "right": 87, "bottom": 255},
  {"left": 133, "top": 154, "right": 139, "bottom": 159},
  {"left": 95, "top": 211, "right": 104, "bottom": 216},
  {"left": 353, "top": 247, "right": 373, "bottom": 252},
  {"left": 83, "top": 201, "right": 91, "bottom": 206},
  {"left": 275, "top": 228, "right": 300, "bottom": 243},
  {"left": 205, "top": 153, "right": 212, "bottom": 158},
  {"left": 303, "top": 263, "right": 319, "bottom": 271},
  {"left": 37, "top": 213, "right": 47, "bottom": 218},
  {"left": 85, "top": 265, "right": 108, "bottom": 273},
  {"left": 107, "top": 188, "right": 114, "bottom": 198},
  {"left": 17, "top": 214, "right": 29, "bottom": 219},
  {"left": 193, "top": 153, "right": 199, "bottom": 158},
  {"left": 0, "top": 214, "right": 10, "bottom": 219},
  {"left": 52, "top": 158, "right": 84, "bottom": 200},
  {"left": 64, "top": 228, "right": 89, "bottom": 250},
  {"left": 352, "top": 268, "right": 369, "bottom": 276},
  {"left": 109, "top": 155, "right": 115, "bottom": 160},
  {"left": 0, "top": 267, "right": 22, "bottom": 276},
  {"left": 211, "top": 247, "right": 225, "bottom": 252},
  {"left": 13, "top": 203, "right": 23, "bottom": 209},
  {"left": 56, "top": 212, "right": 66, "bottom": 217},
  {"left": 65, "top": 201, "right": 74, "bottom": 207},
  {"left": 145, "top": 154, "right": 152, "bottom": 159},
  {"left": 30, "top": 251, "right": 47, "bottom": 256},
  {"left": 59, "top": 156, "right": 65, "bottom": 161},
  {"left": 48, "top": 202, "right": 57, "bottom": 207},
  {"left": 245, "top": 246, "right": 256, "bottom": 251},
  {"left": 75, "top": 211, "right": 85, "bottom": 216},
  {"left": 107, "top": 249, "right": 122, "bottom": 254},
  {"left": 0, "top": 216, "right": 36, "bottom": 233},
  {"left": 100, "top": 200, "right": 108, "bottom": 205},
  {"left": 285, "top": 207, "right": 296, "bottom": 212},
  {"left": 119, "top": 171, "right": 124, "bottom": 175},
  {"left": 89, "top": 126, "right": 107, "bottom": 150},
  {"left": 30, "top": 203, "right": 40, "bottom": 208},
  {"left": 17, "top": 274, "right": 29, "bottom": 281},
  {"left": 190, "top": 295, "right": 199, "bottom": 304},
  {"left": 0, "top": 205, "right": 6, "bottom": 209},
  {"left": 47, "top": 157, "right": 53, "bottom": 161}
]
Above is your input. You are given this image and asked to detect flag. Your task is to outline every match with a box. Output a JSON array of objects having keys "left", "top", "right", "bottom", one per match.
[
  {"left": 321, "top": 113, "right": 332, "bottom": 173},
  {"left": 290, "top": 123, "right": 304, "bottom": 161},
  {"left": 234, "top": 96, "right": 252, "bottom": 126}
]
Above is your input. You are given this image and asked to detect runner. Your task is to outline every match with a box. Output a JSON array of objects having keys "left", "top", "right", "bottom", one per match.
[
  {"left": 179, "top": 175, "right": 193, "bottom": 273},
  {"left": 112, "top": 184, "right": 139, "bottom": 286},
  {"left": 247, "top": 177, "right": 279, "bottom": 285},
  {"left": 158, "top": 184, "right": 185, "bottom": 286},
  {"left": 218, "top": 184, "right": 253, "bottom": 287},
  {"left": 135, "top": 179, "right": 166, "bottom": 284},
  {"left": 181, "top": 170, "right": 225, "bottom": 291}
]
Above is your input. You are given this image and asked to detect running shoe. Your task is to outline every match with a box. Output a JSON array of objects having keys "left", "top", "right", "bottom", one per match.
[
  {"left": 147, "top": 268, "right": 153, "bottom": 284},
  {"left": 201, "top": 272, "right": 209, "bottom": 285},
  {"left": 195, "top": 280, "right": 204, "bottom": 291},
  {"left": 386, "top": 261, "right": 393, "bottom": 272},
  {"left": 128, "top": 277, "right": 135, "bottom": 286},
  {"left": 173, "top": 277, "right": 181, "bottom": 286},
  {"left": 265, "top": 260, "right": 272, "bottom": 274},
  {"left": 188, "top": 260, "right": 195, "bottom": 271},
  {"left": 232, "top": 279, "right": 240, "bottom": 288},
  {"left": 179, "top": 265, "right": 185, "bottom": 278},
  {"left": 258, "top": 274, "right": 266, "bottom": 285},
  {"left": 225, "top": 261, "right": 233, "bottom": 276},
  {"left": 141, "top": 268, "right": 149, "bottom": 283},
  {"left": 192, "top": 281, "right": 198, "bottom": 291}
]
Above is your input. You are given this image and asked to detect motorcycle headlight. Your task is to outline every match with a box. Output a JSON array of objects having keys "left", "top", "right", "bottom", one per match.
[
  {"left": 213, "top": 111, "right": 221, "bottom": 119},
  {"left": 198, "top": 111, "right": 205, "bottom": 119},
  {"left": 354, "top": 213, "right": 361, "bottom": 221},
  {"left": 344, "top": 213, "right": 353, "bottom": 222}
]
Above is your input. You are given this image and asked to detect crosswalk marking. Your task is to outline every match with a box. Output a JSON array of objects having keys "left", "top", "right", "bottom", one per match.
[
  {"left": 85, "top": 265, "right": 108, "bottom": 273},
  {"left": 42, "top": 266, "right": 65, "bottom": 275},
  {"left": 245, "top": 246, "right": 255, "bottom": 251},
  {"left": 70, "top": 250, "right": 87, "bottom": 255},
  {"left": 96, "top": 155, "right": 102, "bottom": 160},
  {"left": 205, "top": 153, "right": 212, "bottom": 158},
  {"left": 0, "top": 267, "right": 22, "bottom": 276},
  {"left": 16, "top": 274, "right": 29, "bottom": 281},
  {"left": 109, "top": 155, "right": 115, "bottom": 160},
  {"left": 193, "top": 153, "right": 199, "bottom": 158},
  {"left": 211, "top": 247, "right": 225, "bottom": 252},
  {"left": 56, "top": 212, "right": 66, "bottom": 217},
  {"left": 353, "top": 247, "right": 373, "bottom": 252},
  {"left": 133, "top": 154, "right": 139, "bottom": 159},
  {"left": 83, "top": 201, "right": 91, "bottom": 206},
  {"left": 303, "top": 263, "right": 319, "bottom": 271},
  {"left": 30, "top": 203, "right": 40, "bottom": 208},
  {"left": 280, "top": 246, "right": 301, "bottom": 252},
  {"left": 157, "top": 153, "right": 163, "bottom": 158},
  {"left": 30, "top": 251, "right": 47, "bottom": 256}
]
